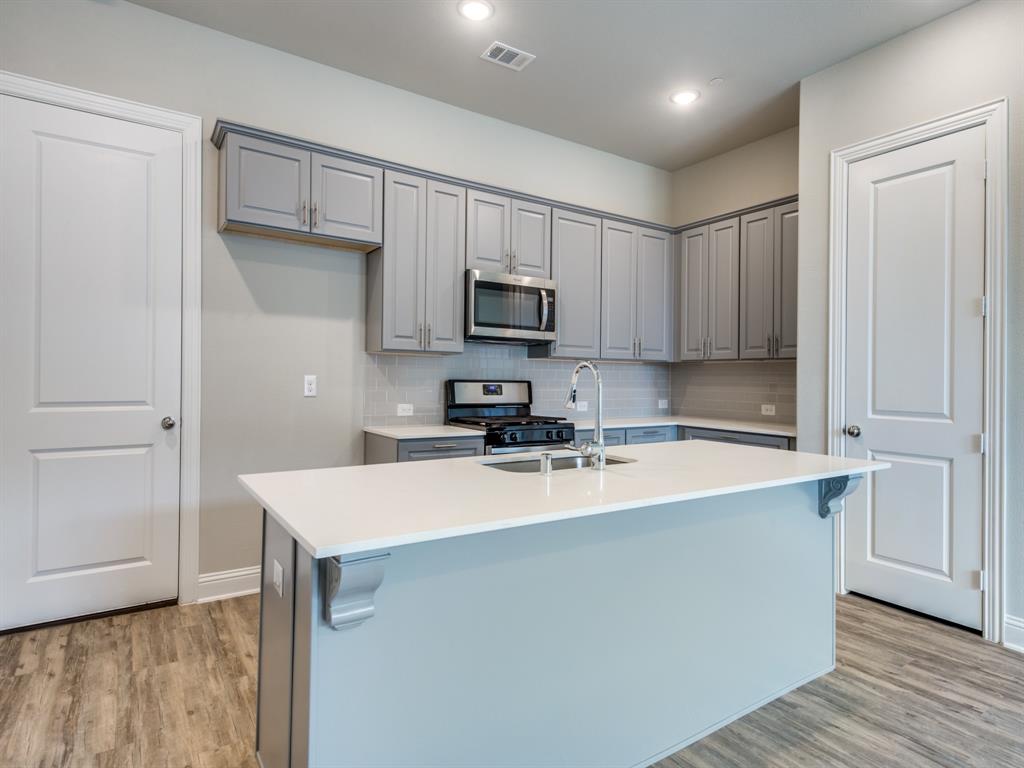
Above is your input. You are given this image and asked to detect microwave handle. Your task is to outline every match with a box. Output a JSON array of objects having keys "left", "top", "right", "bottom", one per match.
[{"left": 539, "top": 289, "right": 549, "bottom": 331}]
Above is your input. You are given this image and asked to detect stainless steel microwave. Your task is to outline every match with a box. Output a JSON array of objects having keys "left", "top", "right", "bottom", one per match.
[{"left": 465, "top": 270, "right": 557, "bottom": 344}]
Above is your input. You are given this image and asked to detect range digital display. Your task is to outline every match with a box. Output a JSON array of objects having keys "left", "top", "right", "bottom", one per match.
[{"left": 482, "top": 384, "right": 503, "bottom": 396}]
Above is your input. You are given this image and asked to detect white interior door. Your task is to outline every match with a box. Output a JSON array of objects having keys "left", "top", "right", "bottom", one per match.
[
  {"left": 844, "top": 125, "right": 985, "bottom": 629},
  {"left": 0, "top": 96, "right": 183, "bottom": 630}
]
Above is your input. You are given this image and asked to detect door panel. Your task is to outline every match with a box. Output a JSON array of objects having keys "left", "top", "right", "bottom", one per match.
[
  {"left": 466, "top": 190, "right": 510, "bottom": 273},
  {"left": 637, "top": 229, "right": 672, "bottom": 361},
  {"left": 424, "top": 181, "right": 466, "bottom": 353},
  {"left": 224, "top": 133, "right": 309, "bottom": 231},
  {"left": 311, "top": 153, "right": 383, "bottom": 244},
  {"left": 600, "top": 220, "right": 638, "bottom": 360},
  {"left": 678, "top": 226, "right": 708, "bottom": 361},
  {"left": 511, "top": 200, "right": 551, "bottom": 277},
  {"left": 774, "top": 203, "right": 798, "bottom": 358},
  {"left": 550, "top": 209, "right": 601, "bottom": 359},
  {"left": 845, "top": 125, "right": 985, "bottom": 629},
  {"left": 739, "top": 210, "right": 773, "bottom": 359},
  {"left": 381, "top": 171, "right": 427, "bottom": 351},
  {"left": 0, "top": 96, "right": 182, "bottom": 630},
  {"left": 707, "top": 218, "right": 739, "bottom": 360}
]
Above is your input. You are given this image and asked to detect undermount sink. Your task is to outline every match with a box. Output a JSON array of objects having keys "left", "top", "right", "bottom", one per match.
[{"left": 486, "top": 455, "right": 635, "bottom": 473}]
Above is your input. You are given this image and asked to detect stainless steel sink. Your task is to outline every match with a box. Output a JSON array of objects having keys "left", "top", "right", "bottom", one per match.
[{"left": 486, "top": 455, "right": 634, "bottom": 473}]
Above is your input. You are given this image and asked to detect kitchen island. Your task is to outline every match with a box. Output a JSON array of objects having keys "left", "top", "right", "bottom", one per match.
[{"left": 240, "top": 440, "right": 886, "bottom": 768}]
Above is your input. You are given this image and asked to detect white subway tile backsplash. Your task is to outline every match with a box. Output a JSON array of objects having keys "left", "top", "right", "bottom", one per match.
[{"left": 670, "top": 360, "right": 796, "bottom": 424}]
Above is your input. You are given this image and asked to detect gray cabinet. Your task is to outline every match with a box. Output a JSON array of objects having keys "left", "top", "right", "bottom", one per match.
[
  {"left": 600, "top": 223, "right": 673, "bottom": 362},
  {"left": 467, "top": 191, "right": 551, "bottom": 277},
  {"left": 222, "top": 133, "right": 310, "bottom": 233},
  {"left": 364, "top": 433, "right": 485, "bottom": 464},
  {"left": 543, "top": 209, "right": 602, "bottom": 359},
  {"left": 740, "top": 204, "right": 798, "bottom": 359},
  {"left": 511, "top": 199, "right": 551, "bottom": 277},
  {"left": 367, "top": 171, "right": 465, "bottom": 353},
  {"left": 681, "top": 427, "right": 792, "bottom": 450},
  {"left": 218, "top": 131, "right": 383, "bottom": 250},
  {"left": 774, "top": 203, "right": 799, "bottom": 358},
  {"left": 601, "top": 221, "right": 638, "bottom": 360},
  {"left": 679, "top": 218, "right": 739, "bottom": 361},
  {"left": 311, "top": 153, "right": 383, "bottom": 243},
  {"left": 625, "top": 426, "right": 676, "bottom": 444},
  {"left": 574, "top": 428, "right": 626, "bottom": 447}
]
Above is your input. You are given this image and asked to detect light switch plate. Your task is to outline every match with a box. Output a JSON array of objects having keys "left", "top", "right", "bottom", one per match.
[
  {"left": 761, "top": 403, "right": 776, "bottom": 416},
  {"left": 397, "top": 403, "right": 414, "bottom": 416},
  {"left": 658, "top": 399, "right": 669, "bottom": 409},
  {"left": 576, "top": 401, "right": 588, "bottom": 412},
  {"left": 272, "top": 559, "right": 284, "bottom": 597},
  {"left": 304, "top": 374, "right": 317, "bottom": 397}
]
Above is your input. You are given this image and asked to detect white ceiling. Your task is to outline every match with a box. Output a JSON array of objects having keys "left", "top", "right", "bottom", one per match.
[{"left": 131, "top": 0, "right": 972, "bottom": 170}]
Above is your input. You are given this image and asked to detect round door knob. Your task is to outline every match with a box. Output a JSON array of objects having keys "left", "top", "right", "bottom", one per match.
[
  {"left": 845, "top": 424, "right": 862, "bottom": 438},
  {"left": 161, "top": 416, "right": 176, "bottom": 430}
]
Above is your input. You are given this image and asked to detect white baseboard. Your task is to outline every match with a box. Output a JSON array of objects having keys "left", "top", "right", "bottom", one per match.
[
  {"left": 1004, "top": 615, "right": 1024, "bottom": 653},
  {"left": 196, "top": 565, "right": 261, "bottom": 603}
]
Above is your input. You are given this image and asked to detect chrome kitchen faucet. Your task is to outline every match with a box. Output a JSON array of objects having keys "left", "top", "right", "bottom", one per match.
[{"left": 563, "top": 361, "right": 605, "bottom": 470}]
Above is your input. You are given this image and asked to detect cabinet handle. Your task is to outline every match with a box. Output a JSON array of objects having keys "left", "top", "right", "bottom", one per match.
[
  {"left": 301, "top": 200, "right": 307, "bottom": 225},
  {"left": 637, "top": 338, "right": 642, "bottom": 358},
  {"left": 418, "top": 323, "right": 423, "bottom": 348},
  {"left": 642, "top": 430, "right": 661, "bottom": 435},
  {"left": 775, "top": 335, "right": 780, "bottom": 357},
  {"left": 312, "top": 201, "right": 318, "bottom": 229},
  {"left": 768, "top": 333, "right": 773, "bottom": 358},
  {"left": 432, "top": 443, "right": 459, "bottom": 449},
  {"left": 511, "top": 250, "right": 517, "bottom": 273},
  {"left": 427, "top": 323, "right": 432, "bottom": 348},
  {"left": 505, "top": 251, "right": 511, "bottom": 272}
]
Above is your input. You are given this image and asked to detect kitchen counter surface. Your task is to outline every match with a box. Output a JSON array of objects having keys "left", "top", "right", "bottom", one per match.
[
  {"left": 240, "top": 441, "right": 884, "bottom": 560},
  {"left": 363, "top": 415, "right": 796, "bottom": 441}
]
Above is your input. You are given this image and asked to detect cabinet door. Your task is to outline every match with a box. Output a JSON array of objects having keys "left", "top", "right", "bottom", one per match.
[
  {"left": 550, "top": 209, "right": 602, "bottom": 359},
  {"left": 574, "top": 429, "right": 626, "bottom": 447},
  {"left": 424, "top": 181, "right": 466, "bottom": 353},
  {"left": 678, "top": 226, "right": 708, "bottom": 361},
  {"left": 625, "top": 426, "right": 675, "bottom": 444},
  {"left": 774, "top": 203, "right": 798, "bottom": 359},
  {"left": 310, "top": 153, "right": 383, "bottom": 244},
  {"left": 707, "top": 218, "right": 740, "bottom": 360},
  {"left": 381, "top": 171, "right": 427, "bottom": 352},
  {"left": 637, "top": 228, "right": 673, "bottom": 361},
  {"left": 739, "top": 210, "right": 774, "bottom": 359},
  {"left": 466, "top": 190, "right": 511, "bottom": 273},
  {"left": 510, "top": 200, "right": 551, "bottom": 277},
  {"left": 223, "top": 133, "right": 310, "bottom": 232},
  {"left": 600, "top": 220, "right": 638, "bottom": 360},
  {"left": 398, "top": 438, "right": 485, "bottom": 461}
]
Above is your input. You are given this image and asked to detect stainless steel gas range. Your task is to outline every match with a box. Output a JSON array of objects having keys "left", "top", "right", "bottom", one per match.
[{"left": 445, "top": 379, "right": 575, "bottom": 455}]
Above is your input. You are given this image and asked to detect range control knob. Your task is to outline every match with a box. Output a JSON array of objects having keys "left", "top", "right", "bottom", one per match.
[
  {"left": 546, "top": 430, "right": 554, "bottom": 440},
  {"left": 556, "top": 430, "right": 565, "bottom": 440},
  {"left": 508, "top": 432, "right": 518, "bottom": 442}
]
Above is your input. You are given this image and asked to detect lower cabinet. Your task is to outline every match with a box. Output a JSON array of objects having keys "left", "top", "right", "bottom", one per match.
[
  {"left": 681, "top": 427, "right": 792, "bottom": 450},
  {"left": 625, "top": 426, "right": 676, "bottom": 444},
  {"left": 364, "top": 434, "right": 485, "bottom": 464},
  {"left": 574, "top": 428, "right": 626, "bottom": 447}
]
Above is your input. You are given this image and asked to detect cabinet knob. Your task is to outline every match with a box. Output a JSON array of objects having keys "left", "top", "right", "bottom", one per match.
[{"left": 845, "top": 424, "right": 862, "bottom": 438}]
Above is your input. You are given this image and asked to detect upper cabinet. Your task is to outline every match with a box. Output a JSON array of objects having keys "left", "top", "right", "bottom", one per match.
[
  {"left": 218, "top": 131, "right": 383, "bottom": 251},
  {"left": 467, "top": 190, "right": 551, "bottom": 277},
  {"left": 679, "top": 218, "right": 739, "bottom": 361},
  {"left": 367, "top": 171, "right": 465, "bottom": 354},
  {"left": 740, "top": 203, "right": 798, "bottom": 359},
  {"left": 544, "top": 209, "right": 602, "bottom": 359},
  {"left": 636, "top": 228, "right": 673, "bottom": 361}
]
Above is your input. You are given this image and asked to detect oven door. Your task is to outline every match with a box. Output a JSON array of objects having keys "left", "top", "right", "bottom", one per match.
[{"left": 466, "top": 270, "right": 557, "bottom": 343}]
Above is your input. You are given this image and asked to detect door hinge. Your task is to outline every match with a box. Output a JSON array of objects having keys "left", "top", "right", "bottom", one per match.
[
  {"left": 983, "top": 159, "right": 989, "bottom": 180},
  {"left": 981, "top": 295, "right": 988, "bottom": 317},
  {"left": 979, "top": 432, "right": 987, "bottom": 455},
  {"left": 977, "top": 569, "right": 986, "bottom": 591}
]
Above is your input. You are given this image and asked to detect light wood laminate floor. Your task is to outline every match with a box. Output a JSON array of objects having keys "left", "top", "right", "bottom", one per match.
[{"left": 0, "top": 595, "right": 1021, "bottom": 767}]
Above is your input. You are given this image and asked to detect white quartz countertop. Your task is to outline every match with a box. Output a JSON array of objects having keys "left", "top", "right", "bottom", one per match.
[
  {"left": 363, "top": 416, "right": 795, "bottom": 441},
  {"left": 240, "top": 441, "right": 884, "bottom": 559}
]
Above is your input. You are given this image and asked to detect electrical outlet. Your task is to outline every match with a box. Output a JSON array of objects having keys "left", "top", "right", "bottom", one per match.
[
  {"left": 272, "top": 559, "right": 284, "bottom": 597},
  {"left": 658, "top": 399, "right": 669, "bottom": 409},
  {"left": 761, "top": 403, "right": 776, "bottom": 416},
  {"left": 576, "top": 401, "right": 588, "bottom": 412},
  {"left": 397, "top": 403, "right": 414, "bottom": 416},
  {"left": 303, "top": 374, "right": 317, "bottom": 397}
]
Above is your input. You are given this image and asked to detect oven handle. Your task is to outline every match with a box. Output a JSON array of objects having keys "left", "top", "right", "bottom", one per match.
[{"left": 539, "top": 289, "right": 549, "bottom": 331}]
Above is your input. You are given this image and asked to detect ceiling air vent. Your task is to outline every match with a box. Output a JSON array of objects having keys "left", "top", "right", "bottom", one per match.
[{"left": 481, "top": 41, "right": 536, "bottom": 72}]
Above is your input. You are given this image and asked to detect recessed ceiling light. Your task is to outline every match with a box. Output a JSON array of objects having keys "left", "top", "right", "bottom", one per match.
[
  {"left": 458, "top": 0, "right": 493, "bottom": 21},
  {"left": 670, "top": 90, "right": 700, "bottom": 106}
]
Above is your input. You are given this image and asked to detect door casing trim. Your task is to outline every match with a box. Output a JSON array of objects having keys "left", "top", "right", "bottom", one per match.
[
  {"left": 0, "top": 71, "right": 204, "bottom": 605},
  {"left": 827, "top": 99, "right": 1009, "bottom": 644}
]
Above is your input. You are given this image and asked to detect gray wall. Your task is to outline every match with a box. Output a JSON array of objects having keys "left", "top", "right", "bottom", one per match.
[
  {"left": 0, "top": 0, "right": 671, "bottom": 575},
  {"left": 797, "top": 0, "right": 1024, "bottom": 615},
  {"left": 365, "top": 345, "right": 670, "bottom": 426},
  {"left": 671, "top": 361, "right": 795, "bottom": 425}
]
